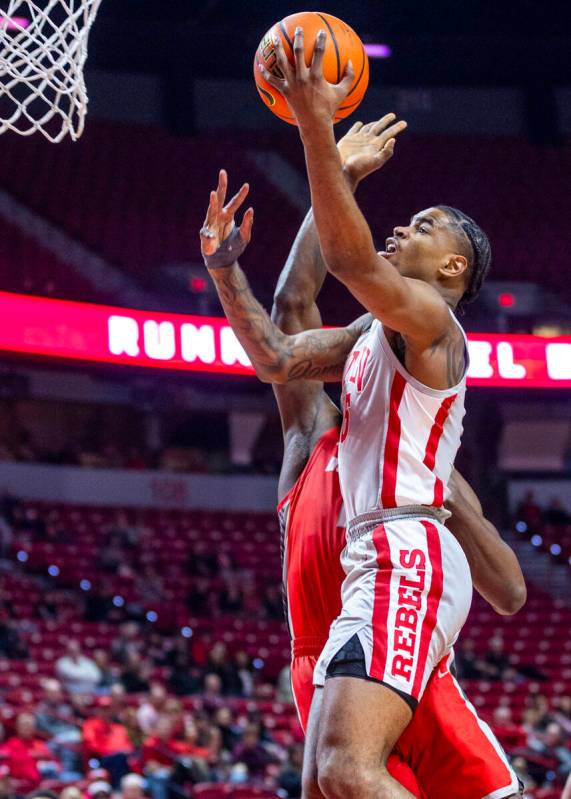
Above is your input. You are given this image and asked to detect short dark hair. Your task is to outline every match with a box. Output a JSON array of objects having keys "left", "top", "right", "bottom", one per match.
[
  {"left": 436, "top": 206, "right": 491, "bottom": 310},
  {"left": 26, "top": 792, "right": 60, "bottom": 799}
]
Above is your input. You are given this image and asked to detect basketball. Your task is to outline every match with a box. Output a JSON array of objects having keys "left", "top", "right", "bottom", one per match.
[{"left": 253, "top": 11, "right": 369, "bottom": 125}]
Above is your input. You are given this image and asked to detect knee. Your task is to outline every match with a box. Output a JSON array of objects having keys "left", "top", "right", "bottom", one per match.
[
  {"left": 301, "top": 771, "right": 322, "bottom": 799},
  {"left": 317, "top": 748, "right": 381, "bottom": 799}
]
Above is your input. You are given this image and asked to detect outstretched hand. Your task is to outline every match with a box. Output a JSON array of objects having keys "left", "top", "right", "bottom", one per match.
[
  {"left": 338, "top": 114, "right": 408, "bottom": 188},
  {"left": 258, "top": 27, "right": 354, "bottom": 126},
  {"left": 200, "top": 169, "right": 254, "bottom": 260}
]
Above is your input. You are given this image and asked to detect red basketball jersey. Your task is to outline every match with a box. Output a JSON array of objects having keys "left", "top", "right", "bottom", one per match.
[{"left": 277, "top": 426, "right": 346, "bottom": 648}]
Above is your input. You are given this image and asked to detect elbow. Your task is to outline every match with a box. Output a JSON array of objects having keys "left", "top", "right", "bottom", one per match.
[
  {"left": 495, "top": 581, "right": 528, "bottom": 616},
  {"left": 272, "top": 291, "right": 310, "bottom": 319},
  {"left": 254, "top": 365, "right": 287, "bottom": 385}
]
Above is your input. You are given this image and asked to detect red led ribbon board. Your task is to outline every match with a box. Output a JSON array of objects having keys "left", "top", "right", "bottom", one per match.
[{"left": 0, "top": 292, "right": 569, "bottom": 388}]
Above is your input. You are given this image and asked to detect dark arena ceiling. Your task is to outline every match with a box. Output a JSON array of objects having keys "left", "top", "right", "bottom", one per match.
[{"left": 89, "top": 0, "right": 571, "bottom": 87}]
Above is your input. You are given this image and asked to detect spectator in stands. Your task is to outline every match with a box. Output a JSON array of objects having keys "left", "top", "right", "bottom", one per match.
[
  {"left": 86, "top": 781, "right": 113, "bottom": 799},
  {"left": 0, "top": 765, "right": 16, "bottom": 799},
  {"left": 112, "top": 622, "right": 143, "bottom": 665},
  {"left": 137, "top": 683, "right": 168, "bottom": 735},
  {"left": 93, "top": 649, "right": 118, "bottom": 691},
  {"left": 528, "top": 722, "right": 571, "bottom": 780},
  {"left": 202, "top": 674, "right": 224, "bottom": 712},
  {"left": 141, "top": 715, "right": 207, "bottom": 799},
  {"left": 83, "top": 697, "right": 134, "bottom": 787},
  {"left": 262, "top": 584, "right": 283, "bottom": 621},
  {"left": 480, "top": 636, "right": 516, "bottom": 681},
  {"left": 544, "top": 497, "right": 570, "bottom": 526},
  {"left": 510, "top": 757, "right": 536, "bottom": 794},
  {"left": 516, "top": 490, "right": 543, "bottom": 532},
  {"left": 56, "top": 640, "right": 102, "bottom": 694},
  {"left": 187, "top": 543, "right": 218, "bottom": 578},
  {"left": 121, "top": 652, "right": 151, "bottom": 694},
  {"left": 35, "top": 679, "right": 82, "bottom": 777},
  {"left": 213, "top": 707, "right": 241, "bottom": 752},
  {"left": 553, "top": 695, "right": 571, "bottom": 735},
  {"left": 234, "top": 651, "right": 255, "bottom": 698},
  {"left": 120, "top": 773, "right": 146, "bottom": 799},
  {"left": 219, "top": 579, "right": 244, "bottom": 615},
  {"left": 454, "top": 638, "right": 488, "bottom": 680},
  {"left": 186, "top": 578, "right": 214, "bottom": 616},
  {"left": 60, "top": 787, "right": 83, "bottom": 799},
  {"left": 492, "top": 706, "right": 526, "bottom": 750},
  {"left": 0, "top": 608, "right": 25, "bottom": 659},
  {"left": 231, "top": 723, "right": 273, "bottom": 779},
  {"left": 276, "top": 664, "right": 294, "bottom": 704},
  {"left": 168, "top": 649, "right": 202, "bottom": 697},
  {"left": 278, "top": 743, "right": 304, "bottom": 798},
  {"left": 121, "top": 707, "right": 146, "bottom": 751},
  {"left": 0, "top": 713, "right": 60, "bottom": 790},
  {"left": 205, "top": 643, "right": 241, "bottom": 696}
]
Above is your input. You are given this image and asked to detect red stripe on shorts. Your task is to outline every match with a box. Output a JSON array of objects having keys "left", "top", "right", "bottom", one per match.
[
  {"left": 411, "top": 521, "right": 443, "bottom": 698},
  {"left": 422, "top": 394, "right": 457, "bottom": 506},
  {"left": 370, "top": 524, "right": 393, "bottom": 681},
  {"left": 380, "top": 372, "right": 407, "bottom": 508}
]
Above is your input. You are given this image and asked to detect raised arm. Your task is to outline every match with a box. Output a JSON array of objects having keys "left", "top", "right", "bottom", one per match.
[
  {"left": 445, "top": 469, "right": 527, "bottom": 616},
  {"left": 200, "top": 170, "right": 369, "bottom": 384},
  {"left": 260, "top": 31, "right": 456, "bottom": 352}
]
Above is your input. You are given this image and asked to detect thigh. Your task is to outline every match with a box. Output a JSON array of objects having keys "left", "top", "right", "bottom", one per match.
[
  {"left": 397, "top": 659, "right": 522, "bottom": 799},
  {"left": 302, "top": 686, "right": 324, "bottom": 799},
  {"left": 317, "top": 676, "right": 413, "bottom": 768}
]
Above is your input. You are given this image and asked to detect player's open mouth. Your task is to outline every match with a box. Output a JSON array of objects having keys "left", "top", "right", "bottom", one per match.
[{"left": 380, "top": 238, "right": 399, "bottom": 257}]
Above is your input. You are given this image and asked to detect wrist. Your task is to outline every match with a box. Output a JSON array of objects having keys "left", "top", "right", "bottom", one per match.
[
  {"left": 342, "top": 166, "right": 359, "bottom": 193},
  {"left": 298, "top": 113, "right": 336, "bottom": 142}
]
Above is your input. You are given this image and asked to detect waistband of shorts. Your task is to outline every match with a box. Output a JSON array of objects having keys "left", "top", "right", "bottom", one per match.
[
  {"left": 347, "top": 505, "right": 447, "bottom": 542},
  {"left": 292, "top": 636, "right": 328, "bottom": 658}
]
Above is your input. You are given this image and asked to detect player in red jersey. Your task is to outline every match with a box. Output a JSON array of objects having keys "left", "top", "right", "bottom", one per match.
[{"left": 200, "top": 123, "right": 525, "bottom": 799}]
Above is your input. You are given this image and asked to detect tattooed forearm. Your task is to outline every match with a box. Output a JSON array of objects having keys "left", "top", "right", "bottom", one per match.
[{"left": 208, "top": 262, "right": 359, "bottom": 383}]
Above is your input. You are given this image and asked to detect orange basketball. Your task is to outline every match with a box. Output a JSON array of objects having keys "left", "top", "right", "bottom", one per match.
[{"left": 253, "top": 11, "right": 369, "bottom": 125}]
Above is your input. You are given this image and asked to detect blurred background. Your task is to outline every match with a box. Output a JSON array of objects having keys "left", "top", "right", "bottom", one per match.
[{"left": 0, "top": 1, "right": 570, "bottom": 798}]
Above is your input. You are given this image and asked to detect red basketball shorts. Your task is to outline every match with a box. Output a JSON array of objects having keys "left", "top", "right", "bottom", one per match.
[{"left": 292, "top": 648, "right": 520, "bottom": 799}]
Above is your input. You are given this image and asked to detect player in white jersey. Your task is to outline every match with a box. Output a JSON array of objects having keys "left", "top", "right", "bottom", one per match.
[{"left": 254, "top": 29, "right": 499, "bottom": 799}]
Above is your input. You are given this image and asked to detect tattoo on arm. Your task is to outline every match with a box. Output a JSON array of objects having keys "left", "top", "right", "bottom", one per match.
[
  {"left": 210, "top": 263, "right": 361, "bottom": 383},
  {"left": 445, "top": 333, "right": 467, "bottom": 387}
]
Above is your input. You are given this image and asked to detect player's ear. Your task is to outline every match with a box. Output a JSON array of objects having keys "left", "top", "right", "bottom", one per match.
[{"left": 440, "top": 253, "right": 468, "bottom": 280}]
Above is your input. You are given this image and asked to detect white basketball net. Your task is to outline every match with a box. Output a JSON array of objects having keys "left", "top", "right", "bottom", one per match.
[{"left": 0, "top": 0, "right": 102, "bottom": 142}]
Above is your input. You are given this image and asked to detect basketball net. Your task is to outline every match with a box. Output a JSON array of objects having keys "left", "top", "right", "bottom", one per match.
[{"left": 0, "top": 0, "right": 102, "bottom": 142}]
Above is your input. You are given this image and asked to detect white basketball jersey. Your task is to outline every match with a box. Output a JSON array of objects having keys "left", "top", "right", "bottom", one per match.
[{"left": 338, "top": 315, "right": 467, "bottom": 524}]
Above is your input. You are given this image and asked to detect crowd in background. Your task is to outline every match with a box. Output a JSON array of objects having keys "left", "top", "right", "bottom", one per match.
[{"left": 0, "top": 629, "right": 570, "bottom": 799}]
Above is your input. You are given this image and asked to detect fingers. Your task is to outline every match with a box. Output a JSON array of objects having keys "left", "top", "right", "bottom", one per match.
[
  {"left": 346, "top": 121, "right": 364, "bottom": 135},
  {"left": 379, "top": 138, "right": 396, "bottom": 160},
  {"left": 216, "top": 169, "right": 227, "bottom": 212},
  {"left": 224, "top": 183, "right": 250, "bottom": 218},
  {"left": 380, "top": 120, "right": 407, "bottom": 144},
  {"left": 293, "top": 26, "right": 306, "bottom": 73},
  {"left": 258, "top": 61, "right": 283, "bottom": 90},
  {"left": 204, "top": 190, "right": 218, "bottom": 227},
  {"left": 338, "top": 58, "right": 355, "bottom": 96},
  {"left": 239, "top": 207, "right": 255, "bottom": 244},
  {"left": 272, "top": 34, "right": 292, "bottom": 81},
  {"left": 310, "top": 29, "right": 326, "bottom": 77},
  {"left": 370, "top": 113, "right": 397, "bottom": 136}
]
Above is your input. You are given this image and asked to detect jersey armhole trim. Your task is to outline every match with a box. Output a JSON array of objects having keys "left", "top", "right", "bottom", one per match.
[{"left": 376, "top": 315, "right": 468, "bottom": 399}]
